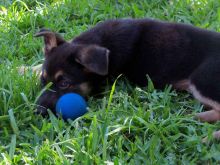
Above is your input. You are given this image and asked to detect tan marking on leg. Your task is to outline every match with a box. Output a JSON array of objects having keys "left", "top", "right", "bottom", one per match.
[
  {"left": 54, "top": 70, "right": 63, "bottom": 80},
  {"left": 188, "top": 83, "right": 220, "bottom": 141},
  {"left": 189, "top": 84, "right": 220, "bottom": 111},
  {"left": 172, "top": 79, "right": 190, "bottom": 91}
]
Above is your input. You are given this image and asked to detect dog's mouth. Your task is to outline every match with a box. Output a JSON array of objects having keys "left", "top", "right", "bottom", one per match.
[{"left": 35, "top": 89, "right": 59, "bottom": 116}]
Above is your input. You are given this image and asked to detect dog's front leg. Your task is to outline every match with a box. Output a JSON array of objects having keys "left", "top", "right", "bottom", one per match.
[
  {"left": 196, "top": 110, "right": 220, "bottom": 123},
  {"left": 18, "top": 64, "right": 42, "bottom": 76}
]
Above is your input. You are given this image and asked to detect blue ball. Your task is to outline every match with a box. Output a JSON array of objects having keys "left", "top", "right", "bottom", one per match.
[{"left": 56, "top": 93, "right": 87, "bottom": 120}]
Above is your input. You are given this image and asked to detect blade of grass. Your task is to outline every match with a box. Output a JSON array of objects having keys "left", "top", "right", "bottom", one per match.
[
  {"left": 9, "top": 134, "right": 16, "bottom": 159},
  {"left": 8, "top": 109, "right": 20, "bottom": 135},
  {"left": 106, "top": 74, "right": 122, "bottom": 112}
]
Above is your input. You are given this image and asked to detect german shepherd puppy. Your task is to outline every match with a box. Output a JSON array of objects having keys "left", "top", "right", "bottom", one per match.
[{"left": 35, "top": 18, "right": 220, "bottom": 138}]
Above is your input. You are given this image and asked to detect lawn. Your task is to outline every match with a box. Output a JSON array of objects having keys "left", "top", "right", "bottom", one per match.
[{"left": 0, "top": 0, "right": 220, "bottom": 164}]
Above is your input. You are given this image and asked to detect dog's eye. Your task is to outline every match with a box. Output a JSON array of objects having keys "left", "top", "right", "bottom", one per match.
[{"left": 58, "top": 80, "right": 70, "bottom": 89}]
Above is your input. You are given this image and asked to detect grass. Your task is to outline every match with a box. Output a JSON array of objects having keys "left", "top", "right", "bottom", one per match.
[{"left": 0, "top": 0, "right": 220, "bottom": 164}]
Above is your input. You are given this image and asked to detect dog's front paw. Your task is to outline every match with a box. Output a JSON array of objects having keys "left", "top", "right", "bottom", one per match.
[
  {"left": 213, "top": 130, "right": 220, "bottom": 139},
  {"left": 17, "top": 64, "right": 42, "bottom": 76},
  {"left": 35, "top": 106, "right": 49, "bottom": 117},
  {"left": 195, "top": 110, "right": 220, "bottom": 123}
]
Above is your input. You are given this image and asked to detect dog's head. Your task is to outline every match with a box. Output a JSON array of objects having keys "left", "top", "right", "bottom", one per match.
[{"left": 35, "top": 29, "right": 110, "bottom": 115}]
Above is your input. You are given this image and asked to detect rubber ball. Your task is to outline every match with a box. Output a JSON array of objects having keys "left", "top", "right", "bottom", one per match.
[{"left": 56, "top": 93, "right": 87, "bottom": 120}]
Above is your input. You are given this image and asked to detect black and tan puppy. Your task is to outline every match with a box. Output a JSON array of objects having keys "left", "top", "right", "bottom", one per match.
[{"left": 36, "top": 18, "right": 220, "bottom": 137}]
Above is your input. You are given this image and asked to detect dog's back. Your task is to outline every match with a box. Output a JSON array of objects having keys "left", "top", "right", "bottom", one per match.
[{"left": 73, "top": 19, "right": 220, "bottom": 87}]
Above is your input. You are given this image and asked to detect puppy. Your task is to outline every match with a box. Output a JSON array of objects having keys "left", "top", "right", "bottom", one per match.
[{"left": 35, "top": 18, "right": 220, "bottom": 138}]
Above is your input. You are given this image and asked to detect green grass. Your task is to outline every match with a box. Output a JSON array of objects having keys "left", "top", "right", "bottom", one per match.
[{"left": 1, "top": 0, "right": 220, "bottom": 164}]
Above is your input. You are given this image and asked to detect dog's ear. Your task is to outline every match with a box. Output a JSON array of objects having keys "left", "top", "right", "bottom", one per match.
[
  {"left": 35, "top": 29, "right": 66, "bottom": 56},
  {"left": 75, "top": 45, "right": 110, "bottom": 76}
]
